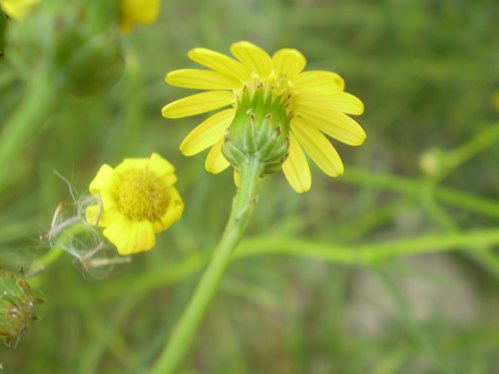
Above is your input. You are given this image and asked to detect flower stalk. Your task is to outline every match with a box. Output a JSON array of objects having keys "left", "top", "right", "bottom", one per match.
[{"left": 151, "top": 157, "right": 264, "bottom": 374}]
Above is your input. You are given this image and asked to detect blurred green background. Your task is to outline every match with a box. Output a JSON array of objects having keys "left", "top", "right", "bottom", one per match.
[{"left": 1, "top": 0, "right": 499, "bottom": 373}]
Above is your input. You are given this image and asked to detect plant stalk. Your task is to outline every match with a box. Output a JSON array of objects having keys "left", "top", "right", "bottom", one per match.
[{"left": 151, "top": 157, "right": 263, "bottom": 374}]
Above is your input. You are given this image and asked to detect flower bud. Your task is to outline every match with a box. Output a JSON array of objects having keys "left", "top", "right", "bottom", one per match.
[
  {"left": 419, "top": 148, "right": 445, "bottom": 177},
  {"left": 223, "top": 87, "right": 290, "bottom": 175},
  {"left": 7, "top": 0, "right": 124, "bottom": 96},
  {"left": 0, "top": 269, "right": 43, "bottom": 346}
]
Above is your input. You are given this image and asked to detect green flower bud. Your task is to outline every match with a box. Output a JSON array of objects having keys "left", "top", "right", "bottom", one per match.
[
  {"left": 7, "top": 0, "right": 124, "bottom": 96},
  {"left": 0, "top": 269, "right": 43, "bottom": 346},
  {"left": 223, "top": 87, "right": 290, "bottom": 175}
]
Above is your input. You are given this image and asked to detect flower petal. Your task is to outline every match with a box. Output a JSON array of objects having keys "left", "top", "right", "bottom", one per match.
[
  {"left": 85, "top": 205, "right": 104, "bottom": 226},
  {"left": 180, "top": 109, "right": 234, "bottom": 156},
  {"left": 1, "top": 0, "right": 40, "bottom": 20},
  {"left": 148, "top": 153, "right": 177, "bottom": 185},
  {"left": 231, "top": 41, "right": 272, "bottom": 78},
  {"left": 233, "top": 171, "right": 240, "bottom": 187},
  {"left": 162, "top": 91, "right": 234, "bottom": 118},
  {"left": 114, "top": 158, "right": 150, "bottom": 174},
  {"left": 291, "top": 118, "right": 344, "bottom": 176},
  {"left": 272, "top": 48, "right": 306, "bottom": 78},
  {"left": 293, "top": 71, "right": 345, "bottom": 94},
  {"left": 295, "top": 105, "right": 366, "bottom": 146},
  {"left": 297, "top": 91, "right": 364, "bottom": 115},
  {"left": 282, "top": 132, "right": 311, "bottom": 193},
  {"left": 188, "top": 48, "right": 251, "bottom": 81},
  {"left": 152, "top": 187, "right": 184, "bottom": 232},
  {"left": 85, "top": 202, "right": 120, "bottom": 227},
  {"left": 103, "top": 217, "right": 156, "bottom": 255},
  {"left": 205, "top": 139, "right": 230, "bottom": 174},
  {"left": 166, "top": 69, "right": 242, "bottom": 90},
  {"left": 89, "top": 164, "right": 118, "bottom": 194}
]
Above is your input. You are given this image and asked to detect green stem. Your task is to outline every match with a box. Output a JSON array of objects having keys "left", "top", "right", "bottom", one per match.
[
  {"left": 0, "top": 65, "right": 61, "bottom": 193},
  {"left": 342, "top": 167, "right": 499, "bottom": 219},
  {"left": 151, "top": 158, "right": 264, "bottom": 374},
  {"left": 29, "top": 248, "right": 63, "bottom": 275}
]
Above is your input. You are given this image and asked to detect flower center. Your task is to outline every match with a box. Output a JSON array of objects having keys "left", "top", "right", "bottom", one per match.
[{"left": 116, "top": 170, "right": 169, "bottom": 221}]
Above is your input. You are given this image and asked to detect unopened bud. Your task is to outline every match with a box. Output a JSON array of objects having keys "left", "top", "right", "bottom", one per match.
[
  {"left": 0, "top": 269, "right": 43, "bottom": 346},
  {"left": 7, "top": 0, "right": 124, "bottom": 96},
  {"left": 223, "top": 87, "right": 290, "bottom": 175},
  {"left": 419, "top": 148, "right": 445, "bottom": 177}
]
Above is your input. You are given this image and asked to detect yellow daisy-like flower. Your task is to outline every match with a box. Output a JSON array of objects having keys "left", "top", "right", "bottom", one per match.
[
  {"left": 119, "top": 0, "right": 160, "bottom": 32},
  {"left": 0, "top": 0, "right": 40, "bottom": 20},
  {"left": 162, "top": 41, "right": 366, "bottom": 193},
  {"left": 85, "top": 153, "right": 184, "bottom": 255}
]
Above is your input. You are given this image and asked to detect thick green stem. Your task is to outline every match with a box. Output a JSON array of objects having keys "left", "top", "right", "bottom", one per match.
[
  {"left": 0, "top": 66, "right": 61, "bottom": 193},
  {"left": 151, "top": 158, "right": 264, "bottom": 374}
]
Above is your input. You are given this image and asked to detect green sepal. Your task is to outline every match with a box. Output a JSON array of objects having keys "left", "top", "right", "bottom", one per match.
[
  {"left": 0, "top": 269, "right": 43, "bottom": 345},
  {"left": 223, "top": 89, "right": 290, "bottom": 175}
]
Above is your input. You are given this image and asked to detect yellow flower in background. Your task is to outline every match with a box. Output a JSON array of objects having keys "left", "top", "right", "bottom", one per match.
[
  {"left": 0, "top": 0, "right": 40, "bottom": 20},
  {"left": 119, "top": 0, "right": 160, "bottom": 32},
  {"left": 162, "top": 41, "right": 366, "bottom": 193},
  {"left": 86, "top": 153, "right": 184, "bottom": 255}
]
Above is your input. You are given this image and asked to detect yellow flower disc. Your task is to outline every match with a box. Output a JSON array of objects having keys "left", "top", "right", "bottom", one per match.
[
  {"left": 117, "top": 170, "right": 170, "bottom": 221},
  {"left": 86, "top": 153, "right": 184, "bottom": 255}
]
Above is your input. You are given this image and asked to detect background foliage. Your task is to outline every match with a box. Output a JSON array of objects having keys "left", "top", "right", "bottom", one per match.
[{"left": 1, "top": 0, "right": 498, "bottom": 373}]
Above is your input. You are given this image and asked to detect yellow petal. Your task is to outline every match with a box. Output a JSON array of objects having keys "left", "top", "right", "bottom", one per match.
[
  {"left": 162, "top": 91, "right": 234, "bottom": 118},
  {"left": 85, "top": 202, "right": 120, "bottom": 227},
  {"left": 148, "top": 153, "right": 177, "bottom": 185},
  {"left": 188, "top": 48, "right": 251, "bottom": 81},
  {"left": 180, "top": 109, "right": 234, "bottom": 156},
  {"left": 231, "top": 41, "right": 272, "bottom": 78},
  {"left": 291, "top": 118, "right": 344, "bottom": 177},
  {"left": 297, "top": 91, "right": 364, "bottom": 115},
  {"left": 166, "top": 69, "right": 242, "bottom": 90},
  {"left": 114, "top": 158, "right": 150, "bottom": 174},
  {"left": 1, "top": 0, "right": 40, "bottom": 20},
  {"left": 272, "top": 48, "right": 306, "bottom": 78},
  {"left": 89, "top": 164, "right": 118, "bottom": 194},
  {"left": 103, "top": 217, "right": 156, "bottom": 255},
  {"left": 293, "top": 71, "right": 345, "bottom": 94},
  {"left": 152, "top": 187, "right": 184, "bottom": 232},
  {"left": 233, "top": 171, "right": 240, "bottom": 187},
  {"left": 295, "top": 105, "right": 366, "bottom": 146},
  {"left": 85, "top": 205, "right": 104, "bottom": 227},
  {"left": 205, "top": 139, "right": 230, "bottom": 174},
  {"left": 282, "top": 132, "right": 311, "bottom": 193}
]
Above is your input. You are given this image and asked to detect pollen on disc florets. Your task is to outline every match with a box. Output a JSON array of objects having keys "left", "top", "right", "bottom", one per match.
[
  {"left": 117, "top": 170, "right": 169, "bottom": 221},
  {"left": 223, "top": 73, "right": 294, "bottom": 174}
]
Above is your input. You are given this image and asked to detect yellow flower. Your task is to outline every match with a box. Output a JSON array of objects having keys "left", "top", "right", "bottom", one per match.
[
  {"left": 0, "top": 0, "right": 40, "bottom": 20},
  {"left": 86, "top": 153, "right": 184, "bottom": 255},
  {"left": 119, "top": 0, "right": 160, "bottom": 32},
  {"left": 162, "top": 41, "right": 366, "bottom": 193}
]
